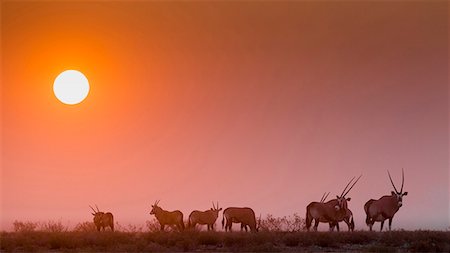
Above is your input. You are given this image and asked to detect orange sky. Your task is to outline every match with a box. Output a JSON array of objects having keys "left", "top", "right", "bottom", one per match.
[{"left": 1, "top": 1, "right": 448, "bottom": 231}]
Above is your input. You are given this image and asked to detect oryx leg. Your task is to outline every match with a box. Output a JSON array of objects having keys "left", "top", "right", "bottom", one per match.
[
  {"left": 344, "top": 218, "right": 351, "bottom": 231},
  {"left": 380, "top": 220, "right": 385, "bottom": 232},
  {"left": 335, "top": 222, "right": 340, "bottom": 232},
  {"left": 313, "top": 219, "right": 319, "bottom": 231},
  {"left": 160, "top": 223, "right": 165, "bottom": 231},
  {"left": 226, "top": 219, "right": 232, "bottom": 232},
  {"left": 388, "top": 218, "right": 393, "bottom": 231}
]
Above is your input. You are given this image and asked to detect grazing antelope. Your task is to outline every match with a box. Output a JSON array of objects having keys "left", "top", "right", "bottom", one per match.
[
  {"left": 234, "top": 218, "right": 250, "bottom": 232},
  {"left": 150, "top": 200, "right": 185, "bottom": 232},
  {"left": 306, "top": 175, "right": 361, "bottom": 231},
  {"left": 235, "top": 213, "right": 262, "bottom": 232},
  {"left": 364, "top": 169, "right": 408, "bottom": 231},
  {"left": 89, "top": 205, "right": 114, "bottom": 232},
  {"left": 222, "top": 207, "right": 259, "bottom": 232},
  {"left": 188, "top": 202, "right": 222, "bottom": 231},
  {"left": 319, "top": 192, "right": 355, "bottom": 231}
]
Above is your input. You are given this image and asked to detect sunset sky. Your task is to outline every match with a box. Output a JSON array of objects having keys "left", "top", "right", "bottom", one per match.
[{"left": 1, "top": 1, "right": 448, "bottom": 231}]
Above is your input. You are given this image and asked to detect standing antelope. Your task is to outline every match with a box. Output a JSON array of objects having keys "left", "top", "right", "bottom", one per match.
[
  {"left": 89, "top": 205, "right": 114, "bottom": 232},
  {"left": 222, "top": 207, "right": 259, "bottom": 232},
  {"left": 364, "top": 169, "right": 408, "bottom": 231},
  {"left": 319, "top": 192, "right": 355, "bottom": 231},
  {"left": 149, "top": 200, "right": 185, "bottom": 232},
  {"left": 306, "top": 175, "right": 361, "bottom": 231},
  {"left": 188, "top": 202, "right": 222, "bottom": 231}
]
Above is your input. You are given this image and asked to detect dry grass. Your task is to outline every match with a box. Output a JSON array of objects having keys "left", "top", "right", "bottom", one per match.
[{"left": 1, "top": 229, "right": 449, "bottom": 252}]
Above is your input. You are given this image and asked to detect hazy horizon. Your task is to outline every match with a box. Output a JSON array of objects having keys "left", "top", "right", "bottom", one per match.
[{"left": 1, "top": 1, "right": 448, "bottom": 231}]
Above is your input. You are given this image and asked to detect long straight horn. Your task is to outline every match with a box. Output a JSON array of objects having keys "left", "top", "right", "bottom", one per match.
[
  {"left": 212, "top": 201, "right": 215, "bottom": 209},
  {"left": 320, "top": 192, "right": 326, "bottom": 202},
  {"left": 343, "top": 175, "right": 362, "bottom": 197},
  {"left": 324, "top": 192, "right": 330, "bottom": 202},
  {"left": 156, "top": 200, "right": 160, "bottom": 206},
  {"left": 89, "top": 205, "right": 97, "bottom": 214},
  {"left": 217, "top": 201, "right": 219, "bottom": 209},
  {"left": 95, "top": 204, "right": 100, "bottom": 212},
  {"left": 387, "top": 170, "right": 399, "bottom": 194},
  {"left": 400, "top": 168, "right": 405, "bottom": 193},
  {"left": 340, "top": 176, "right": 355, "bottom": 197}
]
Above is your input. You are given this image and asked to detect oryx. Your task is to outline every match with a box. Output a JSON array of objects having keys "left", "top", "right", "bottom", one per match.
[
  {"left": 306, "top": 175, "right": 361, "bottom": 231},
  {"left": 149, "top": 200, "right": 185, "bottom": 232},
  {"left": 89, "top": 205, "right": 114, "bottom": 232},
  {"left": 319, "top": 192, "right": 355, "bottom": 231},
  {"left": 364, "top": 169, "right": 408, "bottom": 231},
  {"left": 188, "top": 202, "right": 222, "bottom": 231},
  {"left": 234, "top": 213, "right": 262, "bottom": 232},
  {"left": 222, "top": 207, "right": 259, "bottom": 232}
]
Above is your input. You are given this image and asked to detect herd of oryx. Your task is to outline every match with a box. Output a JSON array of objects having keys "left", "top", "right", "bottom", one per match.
[{"left": 89, "top": 169, "right": 408, "bottom": 233}]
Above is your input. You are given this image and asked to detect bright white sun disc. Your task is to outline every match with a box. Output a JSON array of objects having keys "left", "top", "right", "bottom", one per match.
[{"left": 53, "top": 70, "right": 89, "bottom": 105}]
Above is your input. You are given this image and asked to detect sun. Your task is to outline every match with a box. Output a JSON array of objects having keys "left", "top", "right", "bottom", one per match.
[{"left": 53, "top": 70, "right": 90, "bottom": 105}]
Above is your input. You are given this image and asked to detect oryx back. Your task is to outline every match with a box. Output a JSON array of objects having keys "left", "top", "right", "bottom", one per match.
[
  {"left": 306, "top": 175, "right": 361, "bottom": 231},
  {"left": 189, "top": 210, "right": 219, "bottom": 229},
  {"left": 306, "top": 199, "right": 343, "bottom": 228},
  {"left": 150, "top": 201, "right": 185, "bottom": 232},
  {"left": 188, "top": 202, "right": 222, "bottom": 230},
  {"left": 222, "top": 207, "right": 257, "bottom": 232},
  {"left": 364, "top": 169, "right": 408, "bottom": 231},
  {"left": 90, "top": 205, "right": 114, "bottom": 232}
]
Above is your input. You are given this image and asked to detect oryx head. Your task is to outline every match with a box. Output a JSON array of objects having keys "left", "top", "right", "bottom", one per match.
[
  {"left": 90, "top": 205, "right": 105, "bottom": 223},
  {"left": 210, "top": 201, "right": 222, "bottom": 215},
  {"left": 335, "top": 175, "right": 362, "bottom": 211},
  {"left": 388, "top": 169, "right": 408, "bottom": 207},
  {"left": 150, "top": 200, "right": 161, "bottom": 215}
]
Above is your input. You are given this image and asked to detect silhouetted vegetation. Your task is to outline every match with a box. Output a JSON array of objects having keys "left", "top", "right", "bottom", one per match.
[
  {"left": 1, "top": 223, "right": 449, "bottom": 252},
  {"left": 12, "top": 220, "right": 67, "bottom": 233},
  {"left": 259, "top": 213, "right": 305, "bottom": 232},
  {"left": 2, "top": 218, "right": 450, "bottom": 252}
]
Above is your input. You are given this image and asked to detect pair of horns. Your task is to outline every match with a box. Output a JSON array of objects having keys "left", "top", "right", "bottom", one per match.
[
  {"left": 212, "top": 201, "right": 219, "bottom": 210},
  {"left": 153, "top": 200, "right": 160, "bottom": 206},
  {"left": 320, "top": 192, "right": 330, "bottom": 202},
  {"left": 89, "top": 204, "right": 100, "bottom": 214},
  {"left": 340, "top": 175, "right": 362, "bottom": 198},
  {"left": 388, "top": 168, "right": 405, "bottom": 194}
]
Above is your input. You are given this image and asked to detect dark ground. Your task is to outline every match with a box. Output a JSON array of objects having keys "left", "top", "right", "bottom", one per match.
[{"left": 1, "top": 230, "right": 449, "bottom": 252}]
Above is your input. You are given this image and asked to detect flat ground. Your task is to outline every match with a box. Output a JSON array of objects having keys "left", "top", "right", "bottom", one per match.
[{"left": 1, "top": 230, "right": 449, "bottom": 252}]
